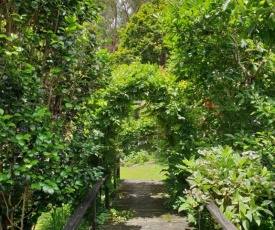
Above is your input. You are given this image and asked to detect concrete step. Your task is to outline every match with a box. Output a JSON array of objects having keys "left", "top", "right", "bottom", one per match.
[{"left": 100, "top": 179, "right": 192, "bottom": 230}]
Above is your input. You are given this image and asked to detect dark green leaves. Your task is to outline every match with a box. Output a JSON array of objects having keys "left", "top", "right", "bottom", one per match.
[{"left": 0, "top": 0, "right": 106, "bottom": 228}]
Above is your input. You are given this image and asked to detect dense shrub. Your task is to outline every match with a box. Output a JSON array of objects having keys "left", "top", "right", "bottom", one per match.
[{"left": 177, "top": 146, "right": 275, "bottom": 229}]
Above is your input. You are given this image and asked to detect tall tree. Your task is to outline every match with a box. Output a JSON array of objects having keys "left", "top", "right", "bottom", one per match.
[
  {"left": 166, "top": 0, "right": 275, "bottom": 138},
  {"left": 96, "top": 0, "right": 151, "bottom": 53},
  {"left": 112, "top": 0, "right": 169, "bottom": 66}
]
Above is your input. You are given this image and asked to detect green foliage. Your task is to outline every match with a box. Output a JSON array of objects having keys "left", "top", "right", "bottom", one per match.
[
  {"left": 165, "top": 0, "right": 275, "bottom": 138},
  {"left": 35, "top": 205, "right": 71, "bottom": 230},
  {"left": 112, "top": 1, "right": 169, "bottom": 66},
  {"left": 0, "top": 0, "right": 108, "bottom": 228},
  {"left": 83, "top": 63, "right": 193, "bottom": 201},
  {"left": 121, "top": 150, "right": 151, "bottom": 166},
  {"left": 35, "top": 204, "right": 91, "bottom": 230},
  {"left": 1, "top": 0, "right": 274, "bottom": 228},
  {"left": 177, "top": 146, "right": 275, "bottom": 229},
  {"left": 109, "top": 208, "right": 134, "bottom": 223},
  {"left": 162, "top": 0, "right": 275, "bottom": 215},
  {"left": 95, "top": 0, "right": 150, "bottom": 52},
  {"left": 119, "top": 108, "right": 157, "bottom": 149}
]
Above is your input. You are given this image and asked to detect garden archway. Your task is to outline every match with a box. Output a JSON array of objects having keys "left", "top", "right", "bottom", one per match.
[{"left": 85, "top": 63, "right": 194, "bottom": 181}]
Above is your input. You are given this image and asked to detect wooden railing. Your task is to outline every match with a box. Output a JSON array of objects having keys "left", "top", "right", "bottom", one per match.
[
  {"left": 64, "top": 156, "right": 121, "bottom": 230},
  {"left": 63, "top": 175, "right": 109, "bottom": 230},
  {"left": 198, "top": 200, "right": 238, "bottom": 230}
]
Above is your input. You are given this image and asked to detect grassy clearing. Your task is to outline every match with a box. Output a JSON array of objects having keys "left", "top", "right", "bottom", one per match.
[{"left": 120, "top": 163, "right": 167, "bottom": 180}]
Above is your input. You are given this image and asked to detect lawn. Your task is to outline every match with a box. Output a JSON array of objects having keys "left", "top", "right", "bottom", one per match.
[{"left": 120, "top": 163, "right": 167, "bottom": 180}]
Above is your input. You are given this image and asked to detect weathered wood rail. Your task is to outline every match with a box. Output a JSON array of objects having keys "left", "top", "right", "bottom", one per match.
[
  {"left": 63, "top": 175, "right": 109, "bottom": 230},
  {"left": 198, "top": 200, "right": 238, "bottom": 230},
  {"left": 64, "top": 156, "right": 121, "bottom": 230}
]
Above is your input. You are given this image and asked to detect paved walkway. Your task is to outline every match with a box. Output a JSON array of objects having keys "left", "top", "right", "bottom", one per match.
[{"left": 100, "top": 179, "right": 192, "bottom": 230}]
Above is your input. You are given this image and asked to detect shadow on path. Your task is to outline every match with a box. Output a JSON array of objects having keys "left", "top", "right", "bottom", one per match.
[{"left": 100, "top": 179, "right": 192, "bottom": 230}]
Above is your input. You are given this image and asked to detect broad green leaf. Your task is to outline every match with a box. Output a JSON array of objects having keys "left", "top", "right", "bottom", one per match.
[
  {"left": 31, "top": 183, "right": 41, "bottom": 190},
  {"left": 16, "top": 134, "right": 24, "bottom": 140},
  {"left": 7, "top": 122, "right": 15, "bottom": 127},
  {"left": 253, "top": 213, "right": 261, "bottom": 226},
  {"left": 242, "top": 197, "right": 250, "bottom": 203},
  {"left": 23, "top": 134, "right": 31, "bottom": 140},
  {"left": 261, "top": 167, "right": 268, "bottom": 176},
  {"left": 65, "top": 103, "right": 73, "bottom": 109},
  {"left": 261, "top": 200, "right": 272, "bottom": 206},
  {"left": 50, "top": 66, "right": 63, "bottom": 73},
  {"left": 222, "top": 0, "right": 232, "bottom": 11},
  {"left": 234, "top": 191, "right": 241, "bottom": 202},
  {"left": 260, "top": 208, "right": 274, "bottom": 216},
  {"left": 3, "top": 115, "right": 11, "bottom": 120},
  {"left": 65, "top": 15, "right": 77, "bottom": 23},
  {"left": 0, "top": 34, "right": 7, "bottom": 39},
  {"left": 0, "top": 173, "right": 6, "bottom": 181},
  {"left": 242, "top": 219, "right": 249, "bottom": 230},
  {"left": 239, "top": 201, "right": 246, "bottom": 215},
  {"left": 42, "top": 184, "right": 55, "bottom": 194},
  {"left": 31, "top": 1, "right": 38, "bottom": 8},
  {"left": 245, "top": 211, "right": 252, "bottom": 222}
]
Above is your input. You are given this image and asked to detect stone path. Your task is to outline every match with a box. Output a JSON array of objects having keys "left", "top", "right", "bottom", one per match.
[{"left": 100, "top": 179, "right": 192, "bottom": 230}]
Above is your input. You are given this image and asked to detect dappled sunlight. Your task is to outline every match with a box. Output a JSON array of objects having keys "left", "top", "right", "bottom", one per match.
[{"left": 100, "top": 179, "right": 192, "bottom": 229}]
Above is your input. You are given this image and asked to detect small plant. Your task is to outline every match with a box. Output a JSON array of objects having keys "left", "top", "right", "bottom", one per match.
[
  {"left": 109, "top": 208, "right": 134, "bottom": 223},
  {"left": 161, "top": 213, "right": 172, "bottom": 222},
  {"left": 35, "top": 205, "right": 71, "bottom": 230},
  {"left": 177, "top": 146, "right": 275, "bottom": 230},
  {"left": 94, "top": 206, "right": 110, "bottom": 227}
]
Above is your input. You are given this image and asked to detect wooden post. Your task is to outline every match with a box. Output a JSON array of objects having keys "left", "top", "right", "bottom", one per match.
[
  {"left": 105, "top": 183, "right": 110, "bottom": 209},
  {"left": 198, "top": 211, "right": 203, "bottom": 230},
  {"left": 114, "top": 166, "right": 117, "bottom": 190},
  {"left": 117, "top": 155, "right": 120, "bottom": 180},
  {"left": 91, "top": 199, "right": 96, "bottom": 230}
]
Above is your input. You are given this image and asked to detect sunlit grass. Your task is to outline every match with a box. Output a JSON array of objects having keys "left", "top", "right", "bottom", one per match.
[{"left": 120, "top": 163, "right": 167, "bottom": 180}]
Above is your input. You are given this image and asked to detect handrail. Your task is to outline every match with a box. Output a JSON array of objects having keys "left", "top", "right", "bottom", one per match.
[
  {"left": 63, "top": 175, "right": 109, "bottom": 230},
  {"left": 199, "top": 200, "right": 238, "bottom": 230},
  {"left": 63, "top": 156, "right": 121, "bottom": 230}
]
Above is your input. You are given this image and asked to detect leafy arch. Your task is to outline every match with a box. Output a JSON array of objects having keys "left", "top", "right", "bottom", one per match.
[{"left": 84, "top": 63, "right": 194, "bottom": 175}]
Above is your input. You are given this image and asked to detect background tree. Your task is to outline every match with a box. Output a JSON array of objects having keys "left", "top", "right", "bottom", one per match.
[
  {"left": 96, "top": 0, "right": 150, "bottom": 53},
  {"left": 112, "top": 0, "right": 169, "bottom": 66},
  {"left": 166, "top": 0, "right": 275, "bottom": 143}
]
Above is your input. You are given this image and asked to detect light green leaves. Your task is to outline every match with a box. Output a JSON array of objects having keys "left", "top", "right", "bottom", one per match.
[
  {"left": 65, "top": 15, "right": 77, "bottom": 24},
  {"left": 16, "top": 134, "right": 31, "bottom": 146},
  {"left": 178, "top": 146, "right": 274, "bottom": 228},
  {"left": 65, "top": 15, "right": 79, "bottom": 32},
  {"left": 222, "top": 0, "right": 232, "bottom": 11},
  {"left": 31, "top": 180, "right": 60, "bottom": 194}
]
